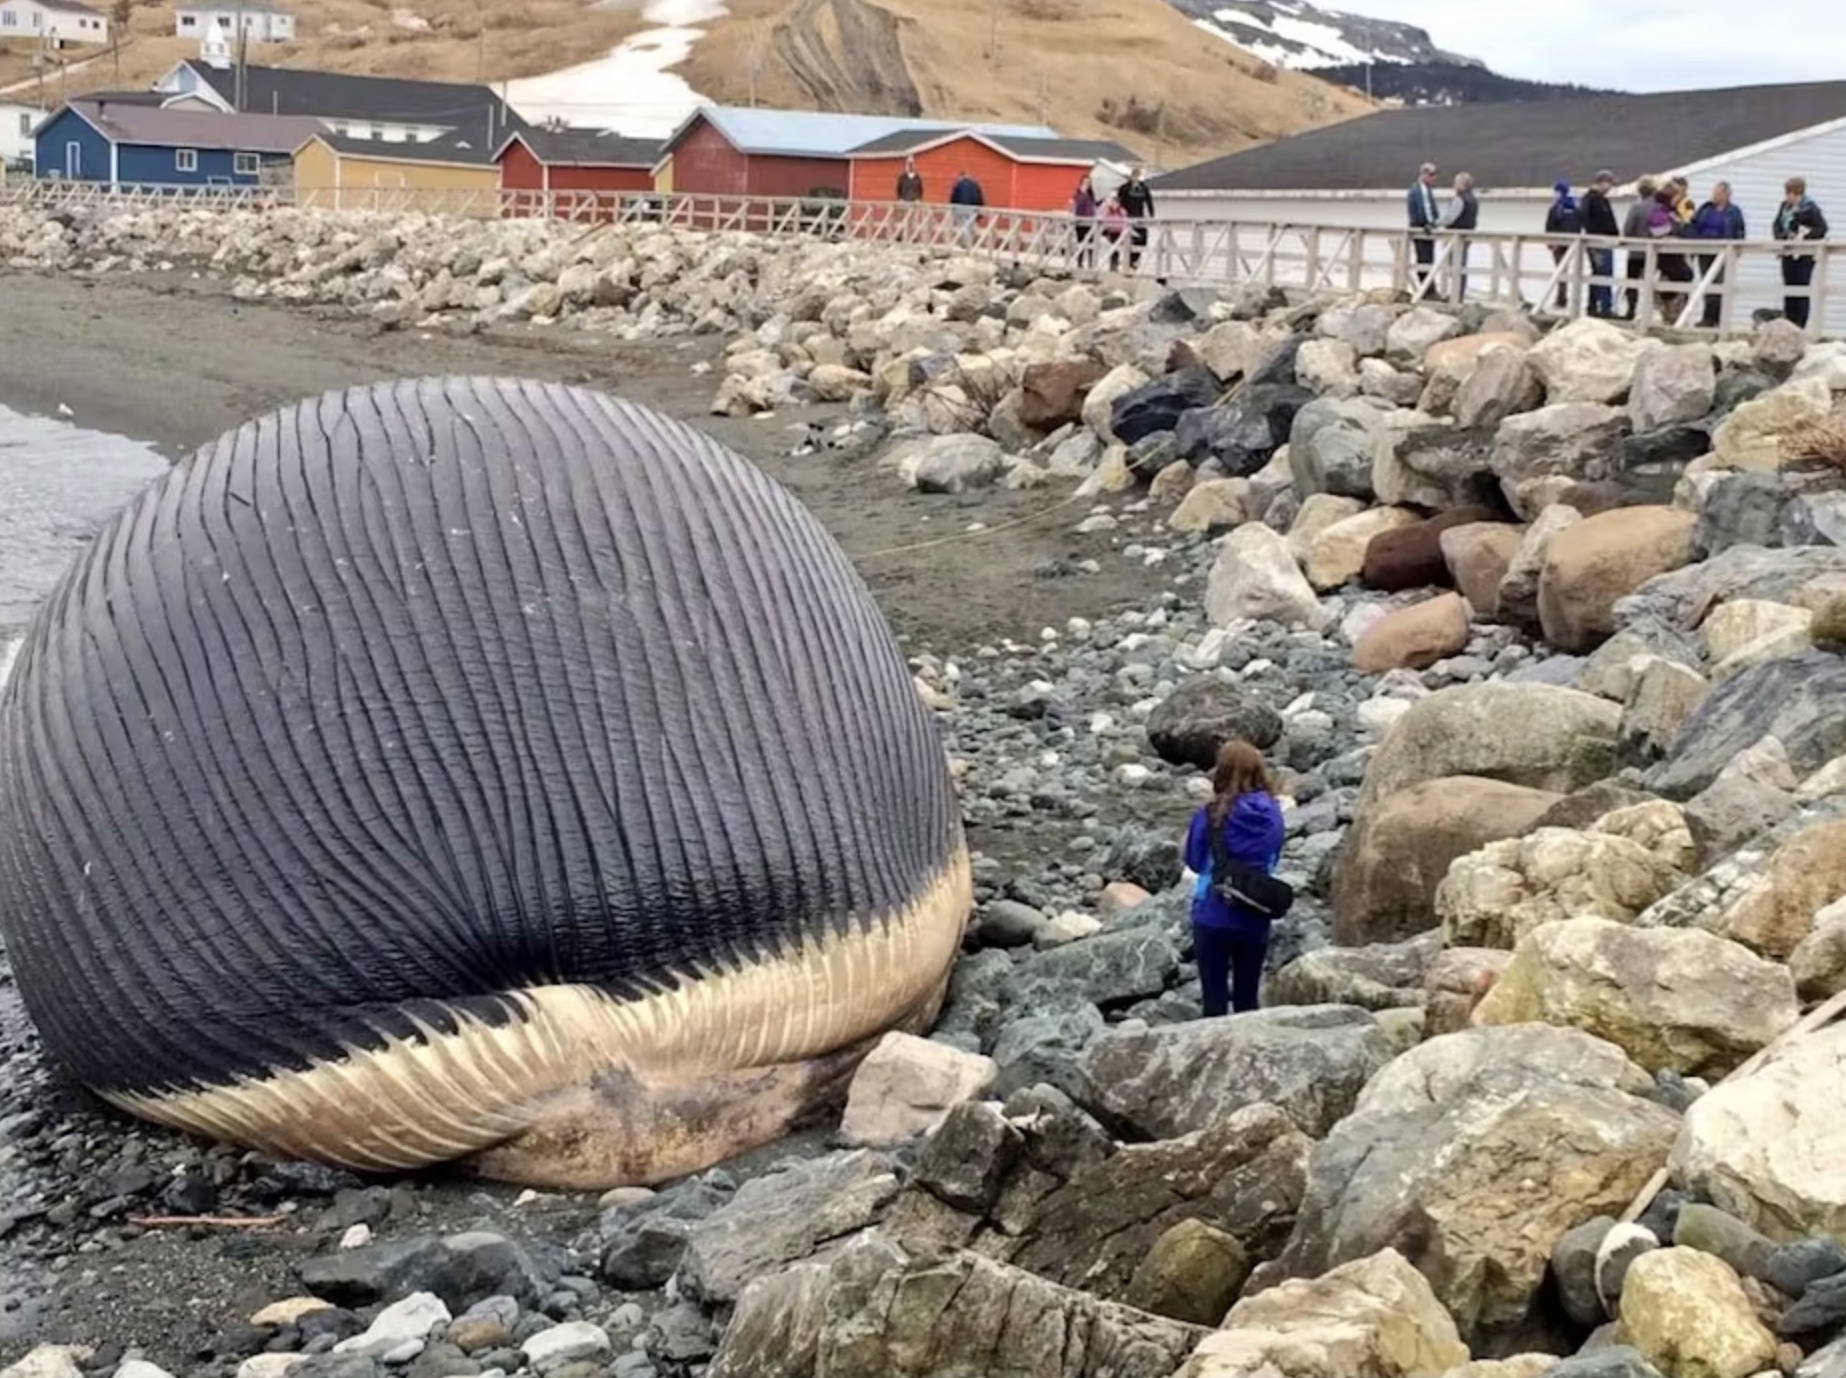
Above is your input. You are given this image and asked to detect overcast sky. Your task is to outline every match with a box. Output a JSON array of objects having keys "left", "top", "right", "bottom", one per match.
[{"left": 1324, "top": 0, "right": 1835, "bottom": 92}]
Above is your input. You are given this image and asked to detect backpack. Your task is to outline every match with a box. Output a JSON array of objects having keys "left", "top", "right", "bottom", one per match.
[{"left": 1206, "top": 808, "right": 1296, "bottom": 921}]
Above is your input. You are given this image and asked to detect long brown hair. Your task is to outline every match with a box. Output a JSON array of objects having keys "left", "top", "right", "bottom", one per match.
[{"left": 1207, "top": 739, "right": 1274, "bottom": 827}]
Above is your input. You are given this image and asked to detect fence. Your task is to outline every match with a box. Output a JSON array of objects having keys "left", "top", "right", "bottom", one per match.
[{"left": 2, "top": 178, "right": 1841, "bottom": 336}]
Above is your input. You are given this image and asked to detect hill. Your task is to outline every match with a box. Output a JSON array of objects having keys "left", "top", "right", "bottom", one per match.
[
  {"left": 1318, "top": 60, "right": 1617, "bottom": 105},
  {"left": 0, "top": 0, "right": 1375, "bottom": 169}
]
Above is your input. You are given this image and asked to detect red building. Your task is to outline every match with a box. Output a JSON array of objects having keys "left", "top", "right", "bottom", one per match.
[
  {"left": 495, "top": 127, "right": 661, "bottom": 215},
  {"left": 846, "top": 129, "right": 1140, "bottom": 212},
  {"left": 653, "top": 106, "right": 1070, "bottom": 201}
]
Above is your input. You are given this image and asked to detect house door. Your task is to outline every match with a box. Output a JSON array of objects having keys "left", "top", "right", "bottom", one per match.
[{"left": 64, "top": 141, "right": 81, "bottom": 178}]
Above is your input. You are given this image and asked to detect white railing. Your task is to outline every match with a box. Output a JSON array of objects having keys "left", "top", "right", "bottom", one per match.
[{"left": 1, "top": 179, "right": 1838, "bottom": 337}]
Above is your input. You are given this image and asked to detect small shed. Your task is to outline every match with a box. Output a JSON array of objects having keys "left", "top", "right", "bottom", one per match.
[
  {"left": 1151, "top": 77, "right": 1846, "bottom": 332},
  {"left": 34, "top": 99, "right": 320, "bottom": 184},
  {"left": 496, "top": 127, "right": 660, "bottom": 200},
  {"left": 293, "top": 132, "right": 501, "bottom": 214},
  {"left": 846, "top": 129, "right": 1141, "bottom": 211},
  {"left": 653, "top": 106, "right": 1058, "bottom": 200}
]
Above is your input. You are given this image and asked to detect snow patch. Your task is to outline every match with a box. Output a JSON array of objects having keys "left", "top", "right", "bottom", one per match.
[{"left": 503, "top": 0, "right": 728, "bottom": 138}]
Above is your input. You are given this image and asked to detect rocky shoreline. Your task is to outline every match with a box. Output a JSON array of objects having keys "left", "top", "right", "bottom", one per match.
[{"left": 3, "top": 202, "right": 1846, "bottom": 1378}]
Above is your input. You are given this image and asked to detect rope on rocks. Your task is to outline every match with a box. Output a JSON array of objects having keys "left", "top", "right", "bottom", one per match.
[
  {"left": 1617, "top": 985, "right": 1846, "bottom": 1225},
  {"left": 854, "top": 485, "right": 1106, "bottom": 561}
]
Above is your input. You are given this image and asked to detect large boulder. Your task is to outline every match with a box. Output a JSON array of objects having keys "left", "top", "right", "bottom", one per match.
[
  {"left": 1296, "top": 338, "right": 1360, "bottom": 396},
  {"left": 1709, "top": 815, "right": 1846, "bottom": 959},
  {"left": 1489, "top": 403, "right": 1631, "bottom": 517},
  {"left": 1473, "top": 916, "right": 1799, "bottom": 1076},
  {"left": 1709, "top": 375, "right": 1832, "bottom": 470},
  {"left": 1649, "top": 651, "right": 1846, "bottom": 799},
  {"left": 1289, "top": 397, "right": 1383, "bottom": 500},
  {"left": 1437, "top": 825, "right": 1687, "bottom": 950},
  {"left": 1441, "top": 523, "right": 1525, "bottom": 617},
  {"left": 1273, "top": 1025, "right": 1680, "bottom": 1349},
  {"left": 1206, "top": 523, "right": 1329, "bottom": 630},
  {"left": 837, "top": 1033, "right": 997, "bottom": 1148},
  {"left": 1305, "top": 506, "right": 1420, "bottom": 591},
  {"left": 1496, "top": 504, "right": 1584, "bottom": 632},
  {"left": 1176, "top": 1248, "right": 1470, "bottom": 1378},
  {"left": 1356, "top": 682, "right": 1621, "bottom": 813},
  {"left": 1360, "top": 505, "right": 1511, "bottom": 592},
  {"left": 1177, "top": 384, "right": 1313, "bottom": 477},
  {"left": 1617, "top": 1249, "right": 1777, "bottom": 1378},
  {"left": 1529, "top": 318, "right": 1655, "bottom": 404},
  {"left": 1264, "top": 932, "right": 1442, "bottom": 1012},
  {"left": 1317, "top": 302, "right": 1399, "bottom": 358},
  {"left": 1628, "top": 343, "right": 1717, "bottom": 433},
  {"left": 1082, "top": 363, "right": 1152, "bottom": 439},
  {"left": 1453, "top": 343, "right": 1544, "bottom": 430},
  {"left": 1111, "top": 368, "right": 1222, "bottom": 446},
  {"left": 1371, "top": 425, "right": 1500, "bottom": 511},
  {"left": 1018, "top": 358, "right": 1109, "bottom": 430},
  {"left": 1331, "top": 776, "right": 1562, "bottom": 947},
  {"left": 893, "top": 433, "right": 1007, "bottom": 494},
  {"left": 1536, "top": 506, "right": 1697, "bottom": 653},
  {"left": 1670, "top": 1021, "right": 1846, "bottom": 1242},
  {"left": 709, "top": 1230, "right": 1205, "bottom": 1378},
  {"left": 1351, "top": 593, "right": 1471, "bottom": 672},
  {"left": 1385, "top": 306, "right": 1463, "bottom": 366},
  {"left": 1613, "top": 545, "right": 1846, "bottom": 634},
  {"left": 1145, "top": 677, "right": 1284, "bottom": 770},
  {"left": 1078, "top": 1006, "right": 1397, "bottom": 1141}
]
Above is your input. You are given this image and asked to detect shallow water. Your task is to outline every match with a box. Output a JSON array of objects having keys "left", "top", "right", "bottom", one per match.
[{"left": 0, "top": 403, "right": 170, "bottom": 640}]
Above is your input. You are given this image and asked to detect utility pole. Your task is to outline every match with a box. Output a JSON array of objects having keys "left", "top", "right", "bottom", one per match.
[
  {"left": 233, "top": 0, "right": 249, "bottom": 110},
  {"left": 989, "top": 0, "right": 997, "bottom": 64},
  {"left": 476, "top": 0, "right": 486, "bottom": 82}
]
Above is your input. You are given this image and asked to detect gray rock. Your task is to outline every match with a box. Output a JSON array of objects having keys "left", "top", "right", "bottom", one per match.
[
  {"left": 601, "top": 1215, "right": 694, "bottom": 1291},
  {"left": 911, "top": 1101, "right": 1024, "bottom": 1215},
  {"left": 1489, "top": 401, "right": 1630, "bottom": 496},
  {"left": 1797, "top": 1334, "right": 1846, "bottom": 1378},
  {"left": 902, "top": 434, "right": 1006, "bottom": 495},
  {"left": 990, "top": 1005, "right": 1105, "bottom": 1099},
  {"left": 1629, "top": 343, "right": 1717, "bottom": 432},
  {"left": 1552, "top": 1215, "right": 1619, "bottom": 1327},
  {"left": 1100, "top": 828, "right": 1185, "bottom": 893},
  {"left": 1373, "top": 424, "right": 1501, "bottom": 511},
  {"left": 1768, "top": 1237, "right": 1846, "bottom": 1299},
  {"left": 1288, "top": 396, "right": 1381, "bottom": 500},
  {"left": 1453, "top": 344, "right": 1544, "bottom": 430},
  {"left": 1610, "top": 424, "right": 1712, "bottom": 505},
  {"left": 1683, "top": 776, "right": 1798, "bottom": 865},
  {"left": 1262, "top": 931, "right": 1441, "bottom": 1011},
  {"left": 708, "top": 1231, "right": 1205, "bottom": 1378},
  {"left": 1077, "top": 1005, "right": 1394, "bottom": 1140},
  {"left": 1672, "top": 1202, "right": 1776, "bottom": 1284},
  {"left": 1111, "top": 369, "right": 1220, "bottom": 446},
  {"left": 1016, "top": 928, "right": 1181, "bottom": 1009},
  {"left": 1780, "top": 1271, "right": 1846, "bottom": 1338},
  {"left": 976, "top": 900, "right": 1048, "bottom": 949},
  {"left": 1144, "top": 676, "right": 1283, "bottom": 770},
  {"left": 677, "top": 1151, "right": 901, "bottom": 1305},
  {"left": 1615, "top": 545, "right": 1846, "bottom": 633},
  {"left": 1177, "top": 384, "right": 1313, "bottom": 478},
  {"left": 296, "top": 1233, "right": 555, "bottom": 1313},
  {"left": 1694, "top": 471, "right": 1796, "bottom": 559},
  {"left": 1649, "top": 651, "right": 1846, "bottom": 800},
  {"left": 1548, "top": 1347, "right": 1668, "bottom": 1378}
]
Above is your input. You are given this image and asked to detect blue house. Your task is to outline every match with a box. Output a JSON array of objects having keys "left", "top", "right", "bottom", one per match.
[{"left": 34, "top": 97, "right": 324, "bottom": 186}]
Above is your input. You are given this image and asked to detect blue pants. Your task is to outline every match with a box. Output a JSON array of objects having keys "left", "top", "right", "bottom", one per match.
[
  {"left": 1589, "top": 249, "right": 1615, "bottom": 317},
  {"left": 1194, "top": 921, "right": 1268, "bottom": 1017}
]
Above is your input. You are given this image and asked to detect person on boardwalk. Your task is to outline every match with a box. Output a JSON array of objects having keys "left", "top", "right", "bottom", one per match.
[
  {"left": 1622, "top": 175, "right": 1660, "bottom": 319},
  {"left": 1117, "top": 166, "right": 1155, "bottom": 272},
  {"left": 1690, "top": 180, "right": 1746, "bottom": 328},
  {"left": 1406, "top": 161, "right": 1441, "bottom": 293},
  {"left": 1183, "top": 740, "right": 1287, "bottom": 1018},
  {"left": 1647, "top": 181, "right": 1694, "bottom": 324},
  {"left": 1775, "top": 176, "right": 1829, "bottom": 330},
  {"left": 1544, "top": 179, "right": 1583, "bottom": 310},
  {"left": 895, "top": 156, "right": 923, "bottom": 203},
  {"left": 1100, "top": 194, "right": 1129, "bottom": 271},
  {"left": 1441, "top": 171, "right": 1478, "bottom": 298},
  {"left": 1579, "top": 170, "right": 1621, "bottom": 318},
  {"left": 1071, "top": 173, "right": 1100, "bottom": 268},
  {"left": 949, "top": 170, "right": 985, "bottom": 245}
]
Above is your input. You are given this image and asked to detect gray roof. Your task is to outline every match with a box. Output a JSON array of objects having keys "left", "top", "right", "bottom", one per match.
[
  {"left": 33, "top": 0, "right": 103, "bottom": 15},
  {"left": 668, "top": 105, "right": 1057, "bottom": 160},
  {"left": 308, "top": 130, "right": 500, "bottom": 166},
  {"left": 1155, "top": 78, "right": 1846, "bottom": 193},
  {"left": 70, "top": 99, "right": 324, "bottom": 153},
  {"left": 179, "top": 61, "right": 528, "bottom": 134},
  {"left": 499, "top": 127, "right": 660, "bottom": 168},
  {"left": 846, "top": 127, "right": 1140, "bottom": 163}
]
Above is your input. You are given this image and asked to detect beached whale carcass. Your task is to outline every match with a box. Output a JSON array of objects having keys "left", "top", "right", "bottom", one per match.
[{"left": 0, "top": 376, "right": 971, "bottom": 1189}]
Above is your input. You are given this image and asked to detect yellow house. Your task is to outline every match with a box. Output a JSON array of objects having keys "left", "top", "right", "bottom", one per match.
[{"left": 292, "top": 133, "right": 500, "bottom": 216}]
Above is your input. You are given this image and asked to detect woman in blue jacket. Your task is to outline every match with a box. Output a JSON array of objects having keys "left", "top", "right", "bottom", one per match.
[{"left": 1183, "top": 740, "right": 1287, "bottom": 1018}]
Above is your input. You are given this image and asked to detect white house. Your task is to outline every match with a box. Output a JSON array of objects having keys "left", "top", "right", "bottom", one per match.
[
  {"left": 0, "top": 0, "right": 109, "bottom": 47},
  {"left": 1150, "top": 78, "right": 1846, "bottom": 335},
  {"left": 175, "top": 4, "right": 294, "bottom": 44},
  {"left": 0, "top": 101, "right": 45, "bottom": 165}
]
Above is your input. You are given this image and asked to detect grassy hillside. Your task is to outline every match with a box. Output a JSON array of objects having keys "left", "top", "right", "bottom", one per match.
[{"left": 0, "top": 0, "right": 1372, "bottom": 166}]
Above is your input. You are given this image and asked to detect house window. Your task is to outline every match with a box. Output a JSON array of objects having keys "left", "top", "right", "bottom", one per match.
[
  {"left": 234, "top": 151, "right": 258, "bottom": 174},
  {"left": 179, "top": 14, "right": 195, "bottom": 25},
  {"left": 176, "top": 148, "right": 198, "bottom": 172},
  {"left": 0, "top": 12, "right": 13, "bottom": 26},
  {"left": 17, "top": 113, "right": 27, "bottom": 137}
]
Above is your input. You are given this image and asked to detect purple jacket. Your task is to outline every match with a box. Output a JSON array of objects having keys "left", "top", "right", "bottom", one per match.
[{"left": 1185, "top": 793, "right": 1286, "bottom": 931}]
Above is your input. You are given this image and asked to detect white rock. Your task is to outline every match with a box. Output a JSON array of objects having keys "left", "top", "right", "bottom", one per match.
[
  {"left": 0, "top": 1350, "right": 90, "bottom": 1378},
  {"left": 334, "top": 1291, "right": 450, "bottom": 1357},
  {"left": 838, "top": 1031, "right": 997, "bottom": 1147},
  {"left": 521, "top": 1321, "right": 615, "bottom": 1372},
  {"left": 1205, "top": 523, "right": 1328, "bottom": 631}
]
